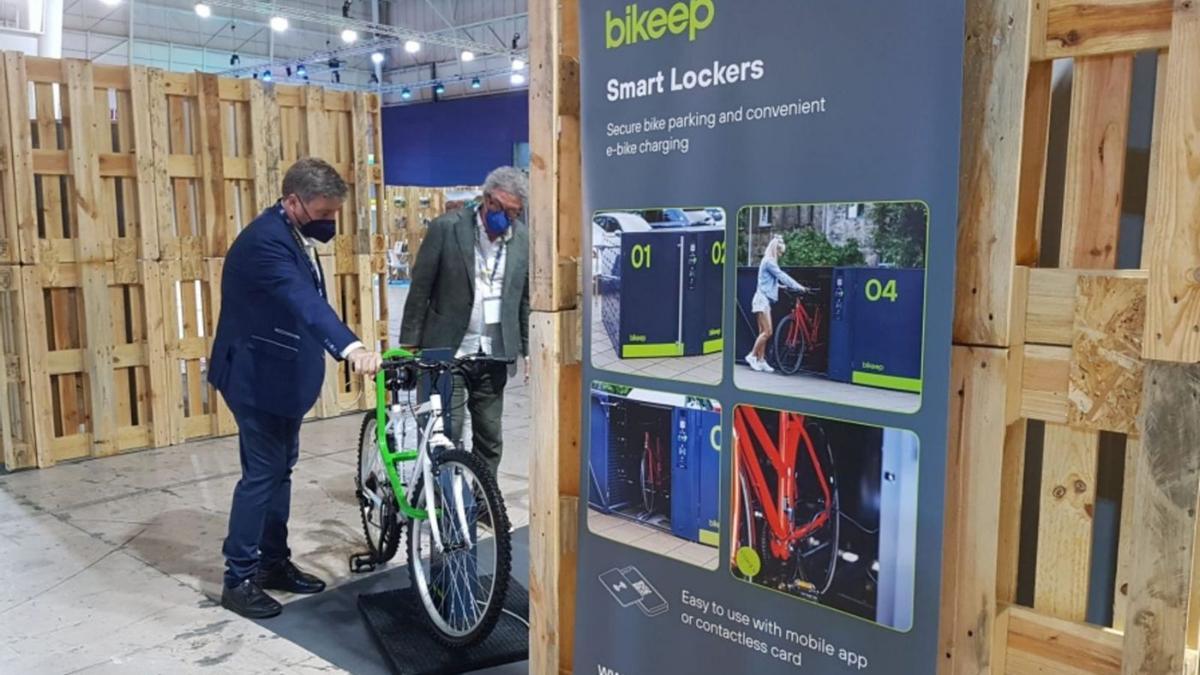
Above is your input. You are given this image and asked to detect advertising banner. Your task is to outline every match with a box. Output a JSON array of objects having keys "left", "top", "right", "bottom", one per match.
[{"left": 579, "top": 0, "right": 965, "bottom": 672}]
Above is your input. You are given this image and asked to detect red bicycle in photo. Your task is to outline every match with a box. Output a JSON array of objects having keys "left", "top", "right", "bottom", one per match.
[
  {"left": 771, "top": 287, "right": 824, "bottom": 376},
  {"left": 640, "top": 431, "right": 669, "bottom": 516},
  {"left": 731, "top": 406, "right": 840, "bottom": 596}
]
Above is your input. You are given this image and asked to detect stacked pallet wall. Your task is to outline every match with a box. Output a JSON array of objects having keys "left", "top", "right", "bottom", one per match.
[
  {"left": 0, "top": 53, "right": 387, "bottom": 470},
  {"left": 941, "top": 1, "right": 1200, "bottom": 674}
]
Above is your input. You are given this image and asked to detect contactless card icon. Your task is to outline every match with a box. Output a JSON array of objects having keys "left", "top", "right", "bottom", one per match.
[
  {"left": 621, "top": 566, "right": 669, "bottom": 617},
  {"left": 599, "top": 568, "right": 642, "bottom": 607}
]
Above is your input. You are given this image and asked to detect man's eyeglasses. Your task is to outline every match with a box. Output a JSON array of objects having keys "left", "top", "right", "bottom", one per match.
[{"left": 485, "top": 193, "right": 522, "bottom": 221}]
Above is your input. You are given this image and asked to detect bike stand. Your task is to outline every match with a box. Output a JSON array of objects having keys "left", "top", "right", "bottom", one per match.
[{"left": 357, "top": 578, "right": 530, "bottom": 675}]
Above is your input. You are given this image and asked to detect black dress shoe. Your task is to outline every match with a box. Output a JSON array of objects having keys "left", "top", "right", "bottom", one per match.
[
  {"left": 221, "top": 579, "right": 282, "bottom": 619},
  {"left": 256, "top": 560, "right": 326, "bottom": 594}
]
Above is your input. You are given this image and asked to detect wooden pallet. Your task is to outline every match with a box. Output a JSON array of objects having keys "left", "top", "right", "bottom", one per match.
[
  {"left": 317, "top": 251, "right": 389, "bottom": 418},
  {"left": 942, "top": 1, "right": 1200, "bottom": 674},
  {"left": 0, "top": 53, "right": 388, "bottom": 470}
]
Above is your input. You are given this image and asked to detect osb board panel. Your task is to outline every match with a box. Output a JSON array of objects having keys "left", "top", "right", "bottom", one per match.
[
  {"left": 1068, "top": 275, "right": 1146, "bottom": 434},
  {"left": 1035, "top": 0, "right": 1173, "bottom": 60},
  {"left": 1025, "top": 268, "right": 1148, "bottom": 346}
]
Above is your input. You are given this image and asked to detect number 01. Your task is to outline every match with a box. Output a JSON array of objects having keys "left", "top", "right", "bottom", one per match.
[
  {"left": 865, "top": 278, "right": 899, "bottom": 302},
  {"left": 631, "top": 243, "right": 652, "bottom": 269}
]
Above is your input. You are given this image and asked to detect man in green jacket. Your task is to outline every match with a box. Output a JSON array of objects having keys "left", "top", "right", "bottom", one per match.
[{"left": 399, "top": 167, "right": 530, "bottom": 476}]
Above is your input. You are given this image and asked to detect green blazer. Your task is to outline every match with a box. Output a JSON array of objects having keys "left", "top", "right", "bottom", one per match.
[{"left": 399, "top": 206, "right": 530, "bottom": 359}]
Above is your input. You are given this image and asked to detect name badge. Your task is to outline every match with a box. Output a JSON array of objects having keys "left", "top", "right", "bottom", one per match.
[{"left": 483, "top": 296, "right": 502, "bottom": 325}]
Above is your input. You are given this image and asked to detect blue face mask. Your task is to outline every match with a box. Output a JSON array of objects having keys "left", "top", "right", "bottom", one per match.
[
  {"left": 295, "top": 197, "right": 337, "bottom": 243},
  {"left": 485, "top": 208, "right": 511, "bottom": 236}
]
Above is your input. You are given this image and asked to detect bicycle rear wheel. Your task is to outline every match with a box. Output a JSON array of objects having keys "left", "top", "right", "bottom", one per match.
[
  {"left": 773, "top": 316, "right": 807, "bottom": 375},
  {"left": 357, "top": 413, "right": 402, "bottom": 562},
  {"left": 407, "top": 449, "right": 512, "bottom": 647}
]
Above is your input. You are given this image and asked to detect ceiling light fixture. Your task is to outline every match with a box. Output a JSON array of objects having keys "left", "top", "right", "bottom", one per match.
[
  {"left": 269, "top": 16, "right": 288, "bottom": 32},
  {"left": 460, "top": 50, "right": 475, "bottom": 62},
  {"left": 511, "top": 58, "right": 525, "bottom": 71},
  {"left": 341, "top": 29, "right": 358, "bottom": 43},
  {"left": 510, "top": 72, "right": 526, "bottom": 86},
  {"left": 404, "top": 40, "right": 420, "bottom": 54},
  {"left": 262, "top": 70, "right": 273, "bottom": 82},
  {"left": 194, "top": 3, "right": 211, "bottom": 18},
  {"left": 400, "top": 88, "right": 412, "bottom": 100},
  {"left": 433, "top": 82, "right": 445, "bottom": 95},
  {"left": 471, "top": 77, "right": 481, "bottom": 89},
  {"left": 370, "top": 51, "right": 385, "bottom": 65}
]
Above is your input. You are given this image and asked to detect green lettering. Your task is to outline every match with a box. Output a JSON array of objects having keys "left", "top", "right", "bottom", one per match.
[
  {"left": 689, "top": 0, "right": 715, "bottom": 41},
  {"left": 647, "top": 8, "right": 668, "bottom": 38},
  {"left": 605, "top": 9, "right": 624, "bottom": 49},
  {"left": 668, "top": 3, "right": 690, "bottom": 33}
]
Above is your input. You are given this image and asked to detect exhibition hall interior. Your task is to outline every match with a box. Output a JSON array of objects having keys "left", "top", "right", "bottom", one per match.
[{"left": 1, "top": 0, "right": 1199, "bottom": 674}]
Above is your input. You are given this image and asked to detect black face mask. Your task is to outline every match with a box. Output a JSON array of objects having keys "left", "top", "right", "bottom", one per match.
[{"left": 293, "top": 197, "right": 337, "bottom": 243}]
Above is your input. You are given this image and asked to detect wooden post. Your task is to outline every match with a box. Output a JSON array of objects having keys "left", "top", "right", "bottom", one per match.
[{"left": 528, "top": 0, "right": 581, "bottom": 672}]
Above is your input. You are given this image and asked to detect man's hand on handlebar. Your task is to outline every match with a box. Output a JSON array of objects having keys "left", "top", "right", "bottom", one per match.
[{"left": 347, "top": 347, "right": 384, "bottom": 375}]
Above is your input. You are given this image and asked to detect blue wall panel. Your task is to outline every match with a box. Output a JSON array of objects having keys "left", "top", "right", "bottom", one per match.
[{"left": 381, "top": 91, "right": 529, "bottom": 187}]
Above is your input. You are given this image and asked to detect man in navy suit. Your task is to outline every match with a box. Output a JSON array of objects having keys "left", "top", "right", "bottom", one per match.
[{"left": 209, "top": 157, "right": 383, "bottom": 619}]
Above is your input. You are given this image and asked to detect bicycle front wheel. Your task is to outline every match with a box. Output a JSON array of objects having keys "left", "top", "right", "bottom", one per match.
[
  {"left": 407, "top": 449, "right": 512, "bottom": 647},
  {"left": 773, "top": 316, "right": 807, "bottom": 376}
]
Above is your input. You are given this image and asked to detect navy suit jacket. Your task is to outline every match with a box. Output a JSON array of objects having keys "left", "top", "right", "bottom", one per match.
[{"left": 208, "top": 204, "right": 359, "bottom": 419}]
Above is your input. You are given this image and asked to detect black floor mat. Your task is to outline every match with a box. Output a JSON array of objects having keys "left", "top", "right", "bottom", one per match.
[
  {"left": 250, "top": 527, "right": 529, "bottom": 675},
  {"left": 358, "top": 581, "right": 529, "bottom": 675}
]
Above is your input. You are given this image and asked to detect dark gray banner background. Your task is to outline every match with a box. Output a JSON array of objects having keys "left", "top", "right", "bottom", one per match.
[{"left": 577, "top": 1, "right": 965, "bottom": 672}]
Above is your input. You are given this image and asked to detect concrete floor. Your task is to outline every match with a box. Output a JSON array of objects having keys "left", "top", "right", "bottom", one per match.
[
  {"left": 0, "top": 283, "right": 532, "bottom": 674},
  {"left": 588, "top": 510, "right": 719, "bottom": 570},
  {"left": 590, "top": 298, "right": 723, "bottom": 385},
  {"left": 734, "top": 364, "right": 920, "bottom": 413}
]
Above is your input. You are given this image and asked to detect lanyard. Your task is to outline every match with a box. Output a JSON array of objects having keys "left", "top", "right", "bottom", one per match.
[
  {"left": 476, "top": 211, "right": 506, "bottom": 290},
  {"left": 281, "top": 206, "right": 324, "bottom": 295}
]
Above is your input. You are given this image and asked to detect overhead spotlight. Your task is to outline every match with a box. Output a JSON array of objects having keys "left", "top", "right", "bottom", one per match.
[
  {"left": 511, "top": 33, "right": 520, "bottom": 49},
  {"left": 511, "top": 57, "right": 525, "bottom": 71},
  {"left": 262, "top": 70, "right": 273, "bottom": 82},
  {"left": 269, "top": 16, "right": 288, "bottom": 32},
  {"left": 342, "top": 0, "right": 352, "bottom": 18},
  {"left": 285, "top": 66, "right": 293, "bottom": 77},
  {"left": 370, "top": 51, "right": 385, "bottom": 65},
  {"left": 433, "top": 82, "right": 445, "bottom": 95},
  {"left": 400, "top": 87, "right": 412, "bottom": 100},
  {"left": 194, "top": 3, "right": 211, "bottom": 18},
  {"left": 229, "top": 53, "right": 240, "bottom": 66},
  {"left": 471, "top": 77, "right": 481, "bottom": 89},
  {"left": 369, "top": 73, "right": 379, "bottom": 84},
  {"left": 341, "top": 29, "right": 358, "bottom": 44},
  {"left": 296, "top": 64, "right": 306, "bottom": 77},
  {"left": 333, "top": 71, "right": 341, "bottom": 84},
  {"left": 460, "top": 50, "right": 475, "bottom": 62},
  {"left": 404, "top": 40, "right": 420, "bottom": 54},
  {"left": 510, "top": 72, "right": 526, "bottom": 86}
]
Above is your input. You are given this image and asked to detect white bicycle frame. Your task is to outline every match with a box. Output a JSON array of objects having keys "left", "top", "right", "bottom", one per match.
[{"left": 398, "top": 391, "right": 475, "bottom": 556}]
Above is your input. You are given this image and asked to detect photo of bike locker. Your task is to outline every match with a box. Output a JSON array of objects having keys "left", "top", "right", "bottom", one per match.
[
  {"left": 588, "top": 384, "right": 721, "bottom": 567},
  {"left": 730, "top": 405, "right": 919, "bottom": 631}
]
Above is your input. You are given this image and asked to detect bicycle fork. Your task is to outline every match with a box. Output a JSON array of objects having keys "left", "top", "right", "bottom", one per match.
[{"left": 421, "top": 393, "right": 474, "bottom": 555}]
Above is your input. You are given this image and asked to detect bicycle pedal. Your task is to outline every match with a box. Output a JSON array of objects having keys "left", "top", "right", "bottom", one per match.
[{"left": 349, "top": 551, "right": 379, "bottom": 574}]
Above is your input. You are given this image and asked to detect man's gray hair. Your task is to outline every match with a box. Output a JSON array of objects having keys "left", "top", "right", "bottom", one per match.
[
  {"left": 282, "top": 157, "right": 349, "bottom": 202},
  {"left": 482, "top": 166, "right": 529, "bottom": 206}
]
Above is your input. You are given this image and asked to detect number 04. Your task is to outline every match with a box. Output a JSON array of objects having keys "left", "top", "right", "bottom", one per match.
[{"left": 865, "top": 278, "right": 899, "bottom": 302}]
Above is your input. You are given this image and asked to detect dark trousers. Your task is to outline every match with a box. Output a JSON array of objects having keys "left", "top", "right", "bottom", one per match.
[
  {"left": 447, "top": 361, "right": 508, "bottom": 476},
  {"left": 222, "top": 401, "right": 302, "bottom": 588}
]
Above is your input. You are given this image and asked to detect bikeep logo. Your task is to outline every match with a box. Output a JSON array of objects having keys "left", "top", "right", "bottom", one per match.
[{"left": 606, "top": 0, "right": 715, "bottom": 49}]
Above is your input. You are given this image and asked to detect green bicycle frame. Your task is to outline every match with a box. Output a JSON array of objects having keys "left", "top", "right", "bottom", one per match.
[{"left": 374, "top": 347, "right": 431, "bottom": 521}]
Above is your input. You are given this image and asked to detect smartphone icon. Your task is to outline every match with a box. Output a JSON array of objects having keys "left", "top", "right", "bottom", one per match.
[{"left": 599, "top": 568, "right": 642, "bottom": 607}]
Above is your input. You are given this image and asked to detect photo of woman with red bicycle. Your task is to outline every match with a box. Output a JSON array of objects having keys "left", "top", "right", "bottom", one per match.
[
  {"left": 730, "top": 404, "right": 919, "bottom": 631},
  {"left": 735, "top": 201, "right": 929, "bottom": 413},
  {"left": 746, "top": 235, "right": 812, "bottom": 374}
]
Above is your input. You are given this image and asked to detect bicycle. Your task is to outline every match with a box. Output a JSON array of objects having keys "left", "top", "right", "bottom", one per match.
[
  {"left": 731, "top": 406, "right": 840, "bottom": 597},
  {"left": 771, "top": 287, "right": 824, "bottom": 376},
  {"left": 354, "top": 347, "right": 513, "bottom": 647},
  {"left": 639, "top": 431, "right": 668, "bottom": 516}
]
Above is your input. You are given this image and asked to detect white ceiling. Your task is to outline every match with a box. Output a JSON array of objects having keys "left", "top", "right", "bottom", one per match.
[{"left": 59, "top": 0, "right": 527, "bottom": 104}]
